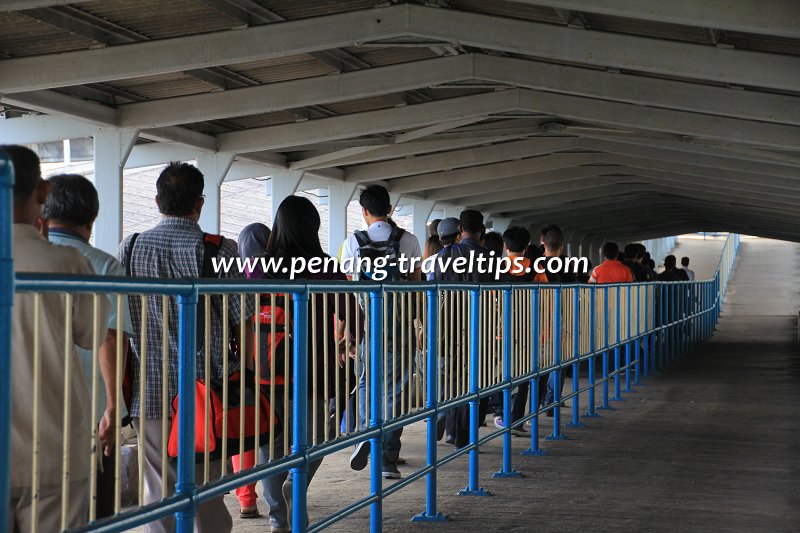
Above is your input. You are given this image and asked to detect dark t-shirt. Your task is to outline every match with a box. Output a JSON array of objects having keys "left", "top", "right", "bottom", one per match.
[
  {"left": 657, "top": 268, "right": 682, "bottom": 282},
  {"left": 433, "top": 237, "right": 493, "bottom": 282},
  {"left": 623, "top": 259, "right": 651, "bottom": 282}
]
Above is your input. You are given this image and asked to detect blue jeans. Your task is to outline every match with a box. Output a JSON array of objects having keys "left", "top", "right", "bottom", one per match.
[{"left": 357, "top": 338, "right": 410, "bottom": 466}]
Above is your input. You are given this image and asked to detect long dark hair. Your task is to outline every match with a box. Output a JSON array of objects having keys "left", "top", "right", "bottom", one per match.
[{"left": 266, "top": 195, "right": 327, "bottom": 261}]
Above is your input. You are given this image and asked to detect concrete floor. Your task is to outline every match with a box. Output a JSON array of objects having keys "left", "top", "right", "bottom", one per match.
[{"left": 217, "top": 237, "right": 800, "bottom": 532}]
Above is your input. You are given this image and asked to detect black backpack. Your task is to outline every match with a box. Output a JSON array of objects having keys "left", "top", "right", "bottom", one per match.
[{"left": 354, "top": 225, "right": 406, "bottom": 281}]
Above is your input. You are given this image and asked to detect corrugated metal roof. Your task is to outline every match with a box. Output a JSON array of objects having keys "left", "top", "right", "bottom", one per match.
[
  {"left": 449, "top": 0, "right": 564, "bottom": 24},
  {"left": 77, "top": 0, "right": 241, "bottom": 40},
  {"left": 108, "top": 72, "right": 218, "bottom": 100},
  {"left": 0, "top": 11, "right": 96, "bottom": 57},
  {"left": 322, "top": 94, "right": 408, "bottom": 115},
  {"left": 252, "top": 0, "right": 377, "bottom": 20},
  {"left": 581, "top": 13, "right": 712, "bottom": 44},
  {"left": 226, "top": 54, "right": 337, "bottom": 84},
  {"left": 341, "top": 46, "right": 440, "bottom": 67}
]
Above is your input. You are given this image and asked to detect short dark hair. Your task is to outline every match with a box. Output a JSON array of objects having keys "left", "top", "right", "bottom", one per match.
[
  {"left": 359, "top": 184, "right": 391, "bottom": 217},
  {"left": 624, "top": 243, "right": 639, "bottom": 260},
  {"left": 542, "top": 226, "right": 564, "bottom": 253},
  {"left": 602, "top": 241, "right": 620, "bottom": 260},
  {"left": 648, "top": 259, "right": 656, "bottom": 269},
  {"left": 439, "top": 233, "right": 458, "bottom": 246},
  {"left": 42, "top": 174, "right": 99, "bottom": 226},
  {"left": 681, "top": 256, "right": 690, "bottom": 266},
  {"left": 481, "top": 231, "right": 504, "bottom": 257},
  {"left": 156, "top": 162, "right": 204, "bottom": 216},
  {"left": 503, "top": 226, "right": 530, "bottom": 253},
  {"left": 1, "top": 145, "right": 41, "bottom": 209},
  {"left": 459, "top": 209, "right": 484, "bottom": 234},
  {"left": 540, "top": 223, "right": 561, "bottom": 238},
  {"left": 664, "top": 254, "right": 677, "bottom": 268}
]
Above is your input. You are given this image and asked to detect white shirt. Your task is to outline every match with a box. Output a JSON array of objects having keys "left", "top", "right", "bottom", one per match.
[
  {"left": 340, "top": 220, "right": 422, "bottom": 277},
  {"left": 682, "top": 266, "right": 696, "bottom": 281}
]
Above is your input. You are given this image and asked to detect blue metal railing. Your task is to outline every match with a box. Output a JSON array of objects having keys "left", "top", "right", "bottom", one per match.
[{"left": 0, "top": 146, "right": 739, "bottom": 533}]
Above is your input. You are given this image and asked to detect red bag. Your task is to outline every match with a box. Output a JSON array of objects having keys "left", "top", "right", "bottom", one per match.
[{"left": 167, "top": 368, "right": 279, "bottom": 462}]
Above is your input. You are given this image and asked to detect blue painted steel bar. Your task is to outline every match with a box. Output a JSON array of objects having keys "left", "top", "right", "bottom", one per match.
[
  {"left": 612, "top": 286, "right": 623, "bottom": 401},
  {"left": 368, "top": 290, "right": 385, "bottom": 529},
  {"left": 634, "top": 284, "right": 642, "bottom": 386},
  {"left": 522, "top": 288, "right": 546, "bottom": 456},
  {"left": 567, "top": 288, "right": 584, "bottom": 428},
  {"left": 599, "top": 286, "right": 613, "bottom": 411},
  {"left": 624, "top": 285, "right": 633, "bottom": 392},
  {"left": 643, "top": 284, "right": 650, "bottom": 380},
  {"left": 292, "top": 289, "right": 311, "bottom": 533},
  {"left": 412, "top": 288, "right": 447, "bottom": 522},
  {"left": 494, "top": 288, "right": 522, "bottom": 476},
  {"left": 459, "top": 289, "right": 490, "bottom": 495},
  {"left": 546, "top": 287, "right": 566, "bottom": 440},
  {"left": 0, "top": 150, "right": 13, "bottom": 532},
  {"left": 175, "top": 290, "right": 199, "bottom": 533},
  {"left": 583, "top": 285, "right": 600, "bottom": 419}
]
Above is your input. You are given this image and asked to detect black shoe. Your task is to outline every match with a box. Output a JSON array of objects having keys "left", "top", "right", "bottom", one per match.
[
  {"left": 382, "top": 463, "right": 402, "bottom": 479},
  {"left": 349, "top": 441, "right": 370, "bottom": 471},
  {"left": 445, "top": 434, "right": 455, "bottom": 445},
  {"left": 436, "top": 417, "right": 446, "bottom": 441}
]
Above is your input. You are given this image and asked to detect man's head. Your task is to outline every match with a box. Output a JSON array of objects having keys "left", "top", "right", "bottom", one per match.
[
  {"left": 602, "top": 241, "right": 620, "bottom": 260},
  {"left": 2, "top": 145, "right": 48, "bottom": 225},
  {"left": 428, "top": 218, "right": 441, "bottom": 238},
  {"left": 502, "top": 226, "right": 530, "bottom": 255},
  {"left": 459, "top": 209, "right": 484, "bottom": 238},
  {"left": 624, "top": 243, "right": 639, "bottom": 261},
  {"left": 664, "top": 254, "right": 677, "bottom": 269},
  {"left": 540, "top": 223, "right": 561, "bottom": 245},
  {"left": 359, "top": 184, "right": 391, "bottom": 225},
  {"left": 681, "top": 256, "right": 690, "bottom": 267},
  {"left": 438, "top": 217, "right": 461, "bottom": 246},
  {"left": 542, "top": 226, "right": 564, "bottom": 256},
  {"left": 42, "top": 174, "right": 99, "bottom": 239},
  {"left": 155, "top": 162, "right": 205, "bottom": 220}
]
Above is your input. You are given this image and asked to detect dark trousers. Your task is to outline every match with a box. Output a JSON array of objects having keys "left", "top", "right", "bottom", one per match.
[{"left": 95, "top": 449, "right": 116, "bottom": 520}]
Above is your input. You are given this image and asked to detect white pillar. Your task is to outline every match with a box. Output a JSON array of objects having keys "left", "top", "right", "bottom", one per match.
[
  {"left": 270, "top": 170, "right": 304, "bottom": 222},
  {"left": 388, "top": 191, "right": 403, "bottom": 215},
  {"left": 490, "top": 217, "right": 513, "bottom": 234},
  {"left": 93, "top": 127, "right": 138, "bottom": 254},
  {"left": 412, "top": 199, "right": 436, "bottom": 249},
  {"left": 328, "top": 182, "right": 358, "bottom": 256},
  {"left": 196, "top": 152, "right": 235, "bottom": 235}
]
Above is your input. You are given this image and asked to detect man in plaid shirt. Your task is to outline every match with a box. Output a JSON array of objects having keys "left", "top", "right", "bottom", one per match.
[{"left": 118, "top": 162, "right": 253, "bottom": 533}]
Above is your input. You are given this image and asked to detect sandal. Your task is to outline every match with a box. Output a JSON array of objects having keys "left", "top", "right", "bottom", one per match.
[{"left": 240, "top": 507, "right": 260, "bottom": 519}]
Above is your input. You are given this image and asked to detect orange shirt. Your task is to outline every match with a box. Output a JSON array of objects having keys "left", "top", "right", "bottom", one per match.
[{"left": 589, "top": 259, "right": 633, "bottom": 284}]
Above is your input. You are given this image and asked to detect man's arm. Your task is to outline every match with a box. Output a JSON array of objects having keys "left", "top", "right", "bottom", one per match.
[{"left": 97, "top": 329, "right": 126, "bottom": 456}]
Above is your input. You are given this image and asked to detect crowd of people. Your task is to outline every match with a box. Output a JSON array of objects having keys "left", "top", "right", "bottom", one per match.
[{"left": 4, "top": 146, "right": 696, "bottom": 533}]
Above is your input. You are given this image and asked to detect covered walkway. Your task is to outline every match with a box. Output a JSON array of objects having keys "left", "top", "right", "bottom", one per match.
[{"left": 212, "top": 236, "right": 800, "bottom": 532}]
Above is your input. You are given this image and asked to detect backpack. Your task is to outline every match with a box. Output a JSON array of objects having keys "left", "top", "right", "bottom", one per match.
[
  {"left": 256, "top": 291, "right": 292, "bottom": 387},
  {"left": 167, "top": 368, "right": 280, "bottom": 462},
  {"left": 354, "top": 225, "right": 406, "bottom": 281}
]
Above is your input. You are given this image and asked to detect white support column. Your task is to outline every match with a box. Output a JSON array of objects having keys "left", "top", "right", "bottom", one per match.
[
  {"left": 328, "top": 181, "right": 358, "bottom": 256},
  {"left": 269, "top": 170, "right": 304, "bottom": 222},
  {"left": 490, "top": 217, "right": 513, "bottom": 234},
  {"left": 388, "top": 191, "right": 403, "bottom": 214},
  {"left": 93, "top": 127, "right": 138, "bottom": 254},
  {"left": 412, "top": 199, "right": 436, "bottom": 248},
  {"left": 196, "top": 152, "right": 236, "bottom": 235}
]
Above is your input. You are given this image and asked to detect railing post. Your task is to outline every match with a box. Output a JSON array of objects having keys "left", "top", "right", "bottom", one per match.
[
  {"left": 643, "top": 284, "right": 650, "bottom": 380},
  {"left": 0, "top": 150, "right": 14, "bottom": 531},
  {"left": 567, "top": 288, "right": 584, "bottom": 428},
  {"left": 546, "top": 287, "right": 566, "bottom": 440},
  {"left": 291, "top": 289, "right": 310, "bottom": 533},
  {"left": 611, "top": 285, "right": 624, "bottom": 402},
  {"left": 412, "top": 289, "right": 447, "bottom": 522},
  {"left": 598, "top": 286, "right": 613, "bottom": 411},
  {"left": 522, "top": 288, "right": 546, "bottom": 455},
  {"left": 368, "top": 289, "right": 384, "bottom": 529},
  {"left": 583, "top": 286, "right": 600, "bottom": 419},
  {"left": 494, "top": 288, "right": 522, "bottom": 477},
  {"left": 459, "top": 288, "right": 490, "bottom": 495},
  {"left": 176, "top": 289, "right": 199, "bottom": 533},
  {"left": 624, "top": 285, "right": 634, "bottom": 393}
]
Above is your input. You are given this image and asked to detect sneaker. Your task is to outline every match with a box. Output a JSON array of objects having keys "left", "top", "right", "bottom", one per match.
[
  {"left": 282, "top": 481, "right": 293, "bottom": 531},
  {"left": 382, "top": 464, "right": 403, "bottom": 479},
  {"left": 493, "top": 416, "right": 506, "bottom": 429},
  {"left": 349, "top": 441, "right": 370, "bottom": 471},
  {"left": 270, "top": 525, "right": 290, "bottom": 533}
]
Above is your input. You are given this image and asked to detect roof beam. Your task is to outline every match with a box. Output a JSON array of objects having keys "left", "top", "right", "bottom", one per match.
[
  {"left": 218, "top": 89, "right": 519, "bottom": 153},
  {"left": 0, "top": 4, "right": 408, "bottom": 93},
  {"left": 410, "top": 5, "right": 800, "bottom": 92},
  {"left": 345, "top": 136, "right": 579, "bottom": 182},
  {"left": 0, "top": 113, "right": 98, "bottom": 144},
  {"left": 119, "top": 55, "right": 473, "bottom": 129},
  {"left": 517, "top": 90, "right": 800, "bottom": 150},
  {"left": 512, "top": 1, "right": 800, "bottom": 39},
  {"left": 3, "top": 4, "right": 799, "bottom": 94},
  {"left": 0, "top": 1, "right": 111, "bottom": 11},
  {"left": 389, "top": 153, "right": 604, "bottom": 194}
]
